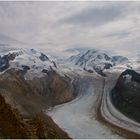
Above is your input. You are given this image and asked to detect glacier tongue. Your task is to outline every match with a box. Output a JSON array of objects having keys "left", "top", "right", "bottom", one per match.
[{"left": 47, "top": 73, "right": 122, "bottom": 139}]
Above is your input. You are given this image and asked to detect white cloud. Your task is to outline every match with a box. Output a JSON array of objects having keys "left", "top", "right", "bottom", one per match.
[{"left": 0, "top": 1, "right": 140, "bottom": 56}]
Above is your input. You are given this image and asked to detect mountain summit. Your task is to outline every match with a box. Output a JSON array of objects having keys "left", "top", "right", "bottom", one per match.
[{"left": 69, "top": 49, "right": 128, "bottom": 76}]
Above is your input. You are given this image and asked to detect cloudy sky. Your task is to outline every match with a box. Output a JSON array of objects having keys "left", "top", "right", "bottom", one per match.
[{"left": 0, "top": 1, "right": 140, "bottom": 56}]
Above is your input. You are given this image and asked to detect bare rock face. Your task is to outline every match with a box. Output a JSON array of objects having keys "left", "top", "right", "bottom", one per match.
[
  {"left": 111, "top": 69, "right": 140, "bottom": 123},
  {"left": 0, "top": 55, "right": 9, "bottom": 72},
  {"left": 0, "top": 51, "right": 21, "bottom": 72},
  {"left": 27, "top": 70, "right": 74, "bottom": 106},
  {"left": 0, "top": 68, "right": 74, "bottom": 116},
  {"left": 39, "top": 53, "right": 49, "bottom": 61}
]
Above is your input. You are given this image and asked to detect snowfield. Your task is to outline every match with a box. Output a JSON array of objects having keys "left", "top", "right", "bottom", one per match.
[
  {"left": 1, "top": 48, "right": 55, "bottom": 80},
  {"left": 46, "top": 73, "right": 122, "bottom": 139}
]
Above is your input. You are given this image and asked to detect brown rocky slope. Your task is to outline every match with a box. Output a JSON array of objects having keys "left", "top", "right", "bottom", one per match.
[{"left": 0, "top": 68, "right": 75, "bottom": 138}]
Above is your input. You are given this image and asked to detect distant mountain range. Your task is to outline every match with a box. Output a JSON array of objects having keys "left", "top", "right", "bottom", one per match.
[
  {"left": 0, "top": 46, "right": 140, "bottom": 138},
  {"left": 69, "top": 49, "right": 128, "bottom": 76}
]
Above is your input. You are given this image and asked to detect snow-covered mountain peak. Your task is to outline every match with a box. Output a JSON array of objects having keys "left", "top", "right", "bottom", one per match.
[
  {"left": 69, "top": 49, "right": 129, "bottom": 76},
  {"left": 0, "top": 48, "right": 57, "bottom": 80}
]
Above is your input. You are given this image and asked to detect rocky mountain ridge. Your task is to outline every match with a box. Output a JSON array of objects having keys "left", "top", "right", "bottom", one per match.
[
  {"left": 111, "top": 69, "right": 140, "bottom": 123},
  {"left": 69, "top": 49, "right": 128, "bottom": 76}
]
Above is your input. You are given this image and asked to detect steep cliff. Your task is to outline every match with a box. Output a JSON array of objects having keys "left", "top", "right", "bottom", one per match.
[{"left": 111, "top": 69, "right": 140, "bottom": 123}]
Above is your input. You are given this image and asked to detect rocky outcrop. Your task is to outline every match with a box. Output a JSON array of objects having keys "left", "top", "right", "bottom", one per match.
[
  {"left": 0, "top": 52, "right": 21, "bottom": 72},
  {"left": 39, "top": 53, "right": 49, "bottom": 61},
  {"left": 0, "top": 55, "right": 9, "bottom": 72},
  {"left": 111, "top": 69, "right": 140, "bottom": 123}
]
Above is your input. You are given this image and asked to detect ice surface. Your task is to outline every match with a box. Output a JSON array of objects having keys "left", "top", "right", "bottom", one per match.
[{"left": 47, "top": 74, "right": 122, "bottom": 139}]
